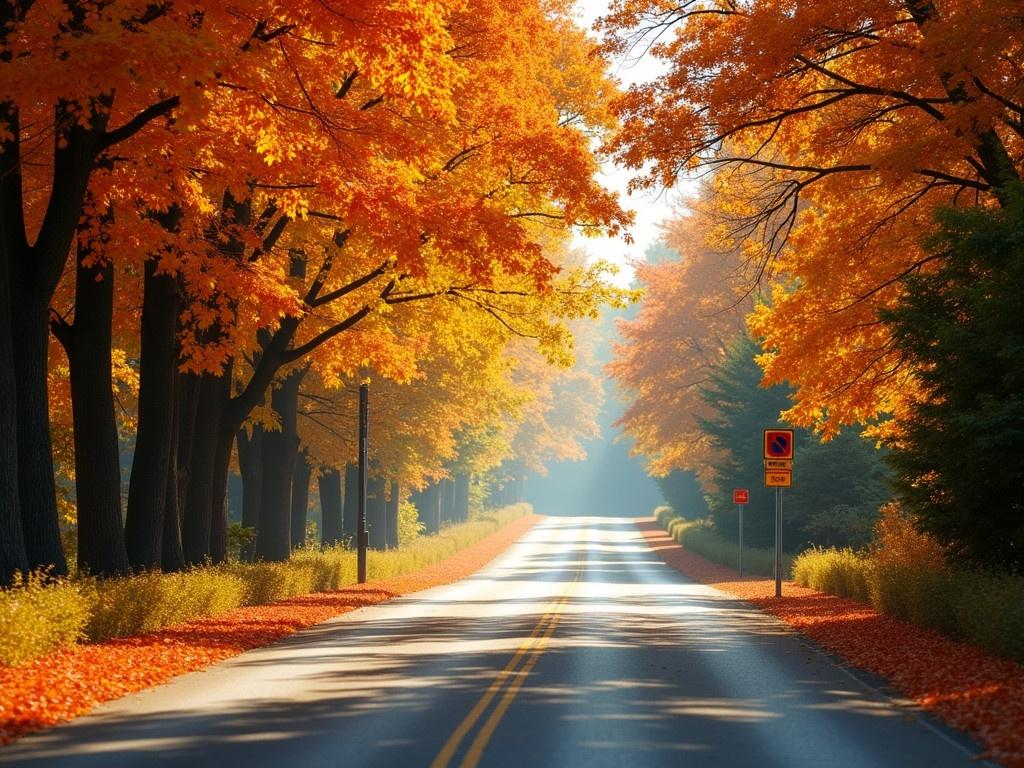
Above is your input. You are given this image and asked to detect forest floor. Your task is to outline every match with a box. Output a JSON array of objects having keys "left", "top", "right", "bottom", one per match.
[
  {"left": 0, "top": 514, "right": 540, "bottom": 745},
  {"left": 636, "top": 516, "right": 1024, "bottom": 768}
]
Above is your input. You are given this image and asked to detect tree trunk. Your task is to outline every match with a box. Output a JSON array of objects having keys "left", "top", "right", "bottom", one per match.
[
  {"left": 161, "top": 367, "right": 184, "bottom": 573},
  {"left": 236, "top": 425, "right": 263, "bottom": 560},
  {"left": 0, "top": 233, "right": 26, "bottom": 584},
  {"left": 182, "top": 371, "right": 228, "bottom": 565},
  {"left": 209, "top": 424, "right": 234, "bottom": 564},
  {"left": 343, "top": 463, "right": 359, "bottom": 542},
  {"left": 290, "top": 449, "right": 312, "bottom": 549},
  {"left": 386, "top": 480, "right": 400, "bottom": 549},
  {"left": 442, "top": 478, "right": 456, "bottom": 524},
  {"left": 367, "top": 475, "right": 387, "bottom": 549},
  {"left": 50, "top": 251, "right": 127, "bottom": 577},
  {"left": 254, "top": 370, "right": 302, "bottom": 562},
  {"left": 454, "top": 473, "right": 470, "bottom": 523},
  {"left": 125, "top": 258, "right": 178, "bottom": 570},
  {"left": 319, "top": 468, "right": 343, "bottom": 547},
  {"left": 10, "top": 290, "right": 66, "bottom": 574}
]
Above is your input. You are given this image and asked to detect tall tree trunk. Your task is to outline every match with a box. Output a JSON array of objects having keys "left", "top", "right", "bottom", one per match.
[
  {"left": 9, "top": 110, "right": 111, "bottom": 575},
  {"left": 11, "top": 290, "right": 66, "bottom": 573},
  {"left": 442, "top": 478, "right": 456, "bottom": 524},
  {"left": 209, "top": 425, "right": 234, "bottom": 564},
  {"left": 161, "top": 367, "right": 184, "bottom": 572},
  {"left": 181, "top": 371, "right": 228, "bottom": 565},
  {"left": 254, "top": 369, "right": 302, "bottom": 562},
  {"left": 236, "top": 425, "right": 263, "bottom": 561},
  {"left": 386, "top": 480, "right": 400, "bottom": 549},
  {"left": 422, "top": 483, "right": 441, "bottom": 533},
  {"left": 367, "top": 475, "right": 387, "bottom": 550},
  {"left": 290, "top": 449, "right": 312, "bottom": 549},
  {"left": 319, "top": 468, "right": 343, "bottom": 547},
  {"left": 0, "top": 233, "right": 26, "bottom": 584},
  {"left": 125, "top": 258, "right": 178, "bottom": 570},
  {"left": 0, "top": 38, "right": 29, "bottom": 585},
  {"left": 454, "top": 473, "right": 470, "bottom": 523},
  {"left": 343, "top": 463, "right": 359, "bottom": 542},
  {"left": 51, "top": 253, "right": 127, "bottom": 577}
]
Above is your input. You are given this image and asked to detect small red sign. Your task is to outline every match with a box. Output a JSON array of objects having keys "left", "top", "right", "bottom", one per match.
[
  {"left": 763, "top": 429, "right": 795, "bottom": 460},
  {"left": 732, "top": 489, "right": 749, "bottom": 505}
]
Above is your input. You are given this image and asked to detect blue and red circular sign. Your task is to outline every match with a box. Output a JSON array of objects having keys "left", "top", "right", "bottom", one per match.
[{"left": 763, "top": 429, "right": 794, "bottom": 460}]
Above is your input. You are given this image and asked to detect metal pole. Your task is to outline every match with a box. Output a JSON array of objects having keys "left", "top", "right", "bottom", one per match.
[
  {"left": 357, "top": 382, "right": 368, "bottom": 584},
  {"left": 738, "top": 504, "right": 744, "bottom": 578},
  {"left": 774, "top": 487, "right": 782, "bottom": 598}
]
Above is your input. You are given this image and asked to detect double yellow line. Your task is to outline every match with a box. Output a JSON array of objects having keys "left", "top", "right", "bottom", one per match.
[{"left": 430, "top": 558, "right": 584, "bottom": 768}]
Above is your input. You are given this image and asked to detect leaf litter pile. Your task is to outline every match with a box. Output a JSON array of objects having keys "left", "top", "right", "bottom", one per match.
[
  {"left": 636, "top": 517, "right": 1024, "bottom": 768},
  {"left": 0, "top": 515, "right": 538, "bottom": 745}
]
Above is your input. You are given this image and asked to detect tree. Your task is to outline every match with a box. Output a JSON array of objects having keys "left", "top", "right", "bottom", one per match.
[
  {"left": 698, "top": 335, "right": 890, "bottom": 550},
  {"left": 882, "top": 193, "right": 1024, "bottom": 571},
  {"left": 599, "top": 0, "right": 1023, "bottom": 435},
  {"left": 608, "top": 193, "right": 753, "bottom": 481}
]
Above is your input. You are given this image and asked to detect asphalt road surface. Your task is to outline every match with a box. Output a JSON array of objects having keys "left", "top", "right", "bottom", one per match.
[{"left": 1, "top": 517, "right": 991, "bottom": 768}]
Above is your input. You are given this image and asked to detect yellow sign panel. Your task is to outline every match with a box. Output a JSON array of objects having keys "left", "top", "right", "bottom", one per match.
[
  {"left": 764, "top": 459, "right": 793, "bottom": 470},
  {"left": 764, "top": 469, "right": 792, "bottom": 487}
]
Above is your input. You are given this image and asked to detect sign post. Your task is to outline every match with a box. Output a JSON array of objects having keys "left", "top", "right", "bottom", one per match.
[
  {"left": 732, "top": 489, "right": 748, "bottom": 576},
  {"left": 763, "top": 429, "right": 794, "bottom": 598}
]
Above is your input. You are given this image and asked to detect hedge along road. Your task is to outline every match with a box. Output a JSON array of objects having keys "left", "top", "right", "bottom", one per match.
[{"left": 0, "top": 517, "right": 990, "bottom": 768}]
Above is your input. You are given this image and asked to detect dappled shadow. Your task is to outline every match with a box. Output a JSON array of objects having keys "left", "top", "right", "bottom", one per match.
[{"left": 0, "top": 516, "right": 987, "bottom": 768}]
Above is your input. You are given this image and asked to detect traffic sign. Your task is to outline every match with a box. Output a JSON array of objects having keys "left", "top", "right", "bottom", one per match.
[
  {"left": 764, "top": 469, "right": 792, "bottom": 487},
  {"left": 764, "top": 459, "right": 793, "bottom": 470},
  {"left": 732, "top": 489, "right": 749, "bottom": 505},
  {"left": 763, "top": 429, "right": 794, "bottom": 460}
]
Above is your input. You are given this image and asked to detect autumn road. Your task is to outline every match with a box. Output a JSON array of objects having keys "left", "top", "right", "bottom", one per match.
[{"left": 0, "top": 517, "right": 990, "bottom": 768}]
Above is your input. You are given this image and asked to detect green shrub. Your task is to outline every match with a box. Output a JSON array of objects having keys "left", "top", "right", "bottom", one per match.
[
  {"left": 792, "top": 547, "right": 871, "bottom": 602},
  {"left": 950, "top": 572, "right": 1024, "bottom": 662},
  {"left": 398, "top": 500, "right": 425, "bottom": 545},
  {"left": 87, "top": 569, "right": 247, "bottom": 642},
  {"left": 1, "top": 502, "right": 530, "bottom": 666},
  {"left": 656, "top": 506, "right": 792, "bottom": 577},
  {"left": 0, "top": 572, "right": 92, "bottom": 666}
]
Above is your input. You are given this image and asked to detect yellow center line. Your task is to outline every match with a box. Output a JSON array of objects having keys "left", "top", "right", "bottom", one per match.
[
  {"left": 459, "top": 561, "right": 583, "bottom": 768},
  {"left": 430, "top": 557, "right": 584, "bottom": 768}
]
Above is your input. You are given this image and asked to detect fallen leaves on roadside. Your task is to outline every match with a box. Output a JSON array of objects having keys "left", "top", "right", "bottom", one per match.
[
  {"left": 636, "top": 518, "right": 1024, "bottom": 768},
  {"left": 0, "top": 515, "right": 538, "bottom": 745}
]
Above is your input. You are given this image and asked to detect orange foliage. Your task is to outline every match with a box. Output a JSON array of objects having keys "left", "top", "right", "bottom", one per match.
[
  {"left": 599, "top": 0, "right": 1024, "bottom": 433},
  {"left": 608, "top": 192, "right": 753, "bottom": 478}
]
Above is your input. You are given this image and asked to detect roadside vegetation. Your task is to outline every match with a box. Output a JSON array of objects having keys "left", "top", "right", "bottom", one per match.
[
  {"left": 655, "top": 507, "right": 792, "bottom": 578},
  {"left": 0, "top": 505, "right": 530, "bottom": 667},
  {"left": 607, "top": 3, "right": 1024, "bottom": 671}
]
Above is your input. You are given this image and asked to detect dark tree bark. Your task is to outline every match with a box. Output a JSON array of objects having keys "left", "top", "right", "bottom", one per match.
[
  {"left": 209, "top": 425, "right": 233, "bottom": 564},
  {"left": 0, "top": 0, "right": 30, "bottom": 587},
  {"left": 161, "top": 367, "right": 184, "bottom": 572},
  {"left": 254, "top": 369, "right": 303, "bottom": 562},
  {"left": 386, "top": 480, "right": 400, "bottom": 549},
  {"left": 182, "top": 371, "right": 229, "bottom": 565},
  {"left": 50, "top": 253, "right": 127, "bottom": 577},
  {"left": 236, "top": 425, "right": 263, "bottom": 561},
  {"left": 421, "top": 484, "right": 440, "bottom": 535},
  {"left": 442, "top": 478, "right": 456, "bottom": 524},
  {"left": 0, "top": 236, "right": 26, "bottom": 584},
  {"left": 290, "top": 449, "right": 312, "bottom": 549},
  {"left": 124, "top": 257, "right": 179, "bottom": 570},
  {"left": 367, "top": 475, "right": 387, "bottom": 550},
  {"left": 454, "top": 473, "right": 470, "bottom": 523},
  {"left": 343, "top": 463, "right": 359, "bottom": 541},
  {"left": 319, "top": 468, "right": 344, "bottom": 547}
]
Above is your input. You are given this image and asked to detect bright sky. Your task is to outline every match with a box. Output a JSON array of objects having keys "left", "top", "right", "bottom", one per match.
[{"left": 571, "top": 0, "right": 692, "bottom": 286}]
